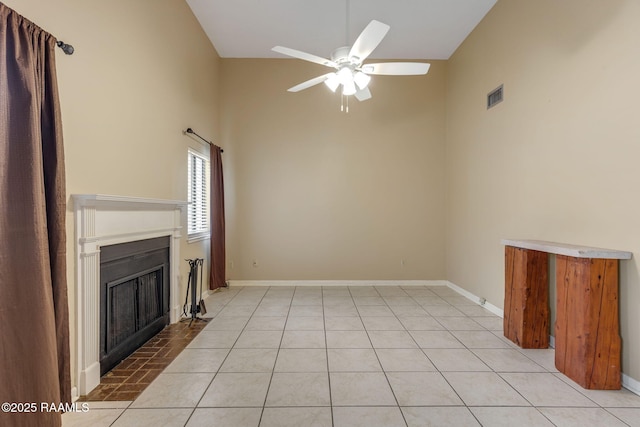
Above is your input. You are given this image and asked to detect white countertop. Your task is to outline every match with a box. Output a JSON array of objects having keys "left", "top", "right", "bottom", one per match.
[{"left": 501, "top": 239, "right": 632, "bottom": 260}]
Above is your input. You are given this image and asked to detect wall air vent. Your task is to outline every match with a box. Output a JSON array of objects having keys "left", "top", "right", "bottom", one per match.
[{"left": 487, "top": 84, "right": 504, "bottom": 109}]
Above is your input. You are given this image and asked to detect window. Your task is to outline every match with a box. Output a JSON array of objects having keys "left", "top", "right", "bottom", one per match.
[{"left": 187, "top": 148, "right": 209, "bottom": 241}]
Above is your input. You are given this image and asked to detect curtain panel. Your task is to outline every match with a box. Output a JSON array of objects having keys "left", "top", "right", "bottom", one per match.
[
  {"left": 209, "top": 145, "right": 225, "bottom": 290},
  {"left": 0, "top": 4, "right": 71, "bottom": 427}
]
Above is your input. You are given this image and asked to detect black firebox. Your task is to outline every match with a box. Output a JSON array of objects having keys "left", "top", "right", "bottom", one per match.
[{"left": 99, "top": 236, "right": 170, "bottom": 375}]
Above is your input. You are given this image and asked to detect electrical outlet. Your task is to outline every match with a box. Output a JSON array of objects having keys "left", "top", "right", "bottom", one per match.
[
  {"left": 229, "top": 260, "right": 234, "bottom": 269},
  {"left": 400, "top": 259, "right": 406, "bottom": 268},
  {"left": 252, "top": 259, "right": 258, "bottom": 268}
]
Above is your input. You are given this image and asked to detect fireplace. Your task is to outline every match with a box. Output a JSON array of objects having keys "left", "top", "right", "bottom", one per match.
[
  {"left": 100, "top": 236, "right": 170, "bottom": 375},
  {"left": 73, "top": 194, "right": 186, "bottom": 397}
]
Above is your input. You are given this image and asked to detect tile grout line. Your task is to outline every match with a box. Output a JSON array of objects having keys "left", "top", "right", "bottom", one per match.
[
  {"left": 357, "top": 285, "right": 410, "bottom": 427},
  {"left": 188, "top": 286, "right": 254, "bottom": 421},
  {"left": 322, "top": 286, "right": 335, "bottom": 427},
  {"left": 257, "top": 286, "right": 292, "bottom": 426}
]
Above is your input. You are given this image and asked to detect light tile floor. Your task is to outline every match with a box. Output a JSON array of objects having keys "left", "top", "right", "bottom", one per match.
[{"left": 63, "top": 285, "right": 640, "bottom": 427}]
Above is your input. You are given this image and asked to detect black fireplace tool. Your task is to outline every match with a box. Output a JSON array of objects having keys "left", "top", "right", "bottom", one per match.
[
  {"left": 181, "top": 258, "right": 209, "bottom": 326},
  {"left": 198, "top": 261, "right": 207, "bottom": 316}
]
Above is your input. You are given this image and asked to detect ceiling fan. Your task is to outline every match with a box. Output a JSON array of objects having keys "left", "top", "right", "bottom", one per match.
[{"left": 272, "top": 19, "right": 430, "bottom": 106}]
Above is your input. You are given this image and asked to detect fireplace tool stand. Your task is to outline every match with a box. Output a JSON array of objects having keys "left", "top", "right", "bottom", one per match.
[{"left": 181, "top": 258, "right": 210, "bottom": 326}]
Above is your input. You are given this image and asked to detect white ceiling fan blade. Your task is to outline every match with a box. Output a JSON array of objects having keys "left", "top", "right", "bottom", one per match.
[
  {"left": 287, "top": 73, "right": 335, "bottom": 92},
  {"left": 348, "top": 20, "right": 390, "bottom": 63},
  {"left": 272, "top": 46, "right": 337, "bottom": 68},
  {"left": 354, "top": 87, "right": 372, "bottom": 101},
  {"left": 361, "top": 62, "right": 431, "bottom": 76}
]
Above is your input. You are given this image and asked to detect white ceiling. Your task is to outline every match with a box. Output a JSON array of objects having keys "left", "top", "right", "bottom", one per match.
[{"left": 186, "top": 0, "right": 497, "bottom": 60}]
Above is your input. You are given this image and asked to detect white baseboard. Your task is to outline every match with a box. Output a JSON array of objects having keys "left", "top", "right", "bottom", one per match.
[
  {"left": 228, "top": 280, "right": 448, "bottom": 287},
  {"left": 444, "top": 280, "right": 504, "bottom": 317},
  {"left": 202, "top": 288, "right": 218, "bottom": 298},
  {"left": 623, "top": 373, "right": 640, "bottom": 396}
]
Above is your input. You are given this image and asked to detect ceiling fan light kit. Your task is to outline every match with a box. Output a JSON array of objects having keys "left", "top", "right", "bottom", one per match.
[
  {"left": 354, "top": 72, "right": 371, "bottom": 90},
  {"left": 324, "top": 74, "right": 340, "bottom": 92},
  {"left": 272, "top": 18, "right": 430, "bottom": 112}
]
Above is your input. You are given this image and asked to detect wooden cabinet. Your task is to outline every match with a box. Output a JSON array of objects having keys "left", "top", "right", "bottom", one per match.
[
  {"left": 504, "top": 246, "right": 549, "bottom": 349},
  {"left": 501, "top": 239, "right": 631, "bottom": 390},
  {"left": 555, "top": 256, "right": 621, "bottom": 389}
]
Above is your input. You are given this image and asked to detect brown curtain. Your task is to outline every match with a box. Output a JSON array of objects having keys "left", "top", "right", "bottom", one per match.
[
  {"left": 0, "top": 4, "right": 71, "bottom": 427},
  {"left": 209, "top": 145, "right": 225, "bottom": 290}
]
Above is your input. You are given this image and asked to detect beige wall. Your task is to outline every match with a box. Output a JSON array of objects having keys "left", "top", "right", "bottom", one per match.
[
  {"left": 221, "top": 59, "right": 446, "bottom": 280},
  {"left": 7, "top": 0, "right": 639, "bottom": 393},
  {"left": 3, "top": 0, "right": 221, "bottom": 394},
  {"left": 446, "top": 0, "right": 640, "bottom": 381}
]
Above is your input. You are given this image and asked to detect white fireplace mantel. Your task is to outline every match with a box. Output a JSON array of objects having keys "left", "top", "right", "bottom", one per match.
[{"left": 72, "top": 194, "right": 187, "bottom": 396}]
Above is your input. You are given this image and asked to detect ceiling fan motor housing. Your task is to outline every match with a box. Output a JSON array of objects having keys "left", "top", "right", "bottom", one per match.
[{"left": 331, "top": 46, "right": 360, "bottom": 67}]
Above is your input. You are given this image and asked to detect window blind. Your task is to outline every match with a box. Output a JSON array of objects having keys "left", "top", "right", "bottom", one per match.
[{"left": 187, "top": 149, "right": 209, "bottom": 236}]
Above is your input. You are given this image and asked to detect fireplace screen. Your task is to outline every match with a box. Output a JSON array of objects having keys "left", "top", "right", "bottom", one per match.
[{"left": 100, "top": 237, "right": 170, "bottom": 375}]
